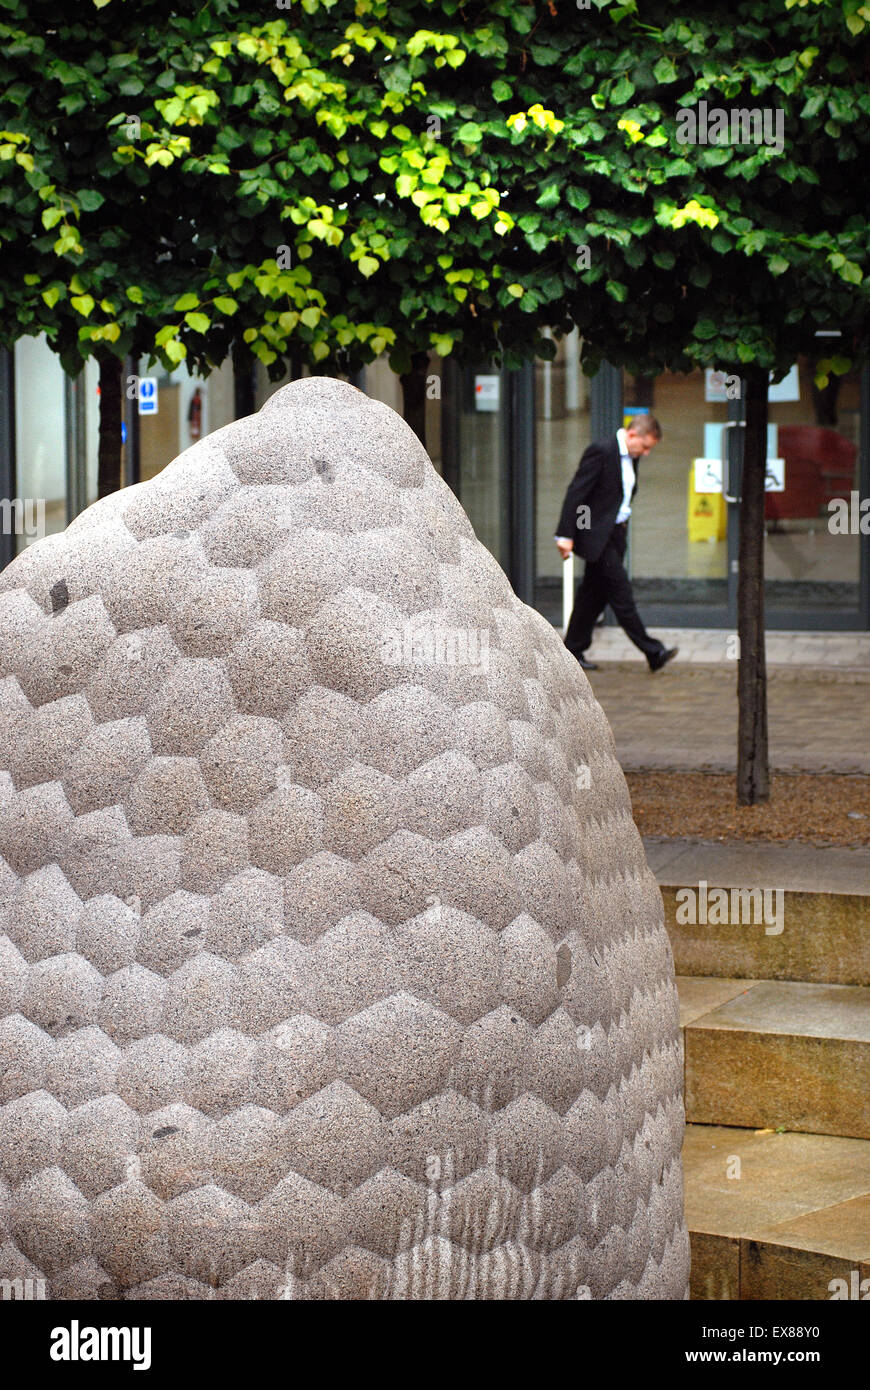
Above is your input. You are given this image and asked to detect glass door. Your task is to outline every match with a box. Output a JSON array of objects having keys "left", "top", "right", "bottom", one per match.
[{"left": 534, "top": 329, "right": 593, "bottom": 626}]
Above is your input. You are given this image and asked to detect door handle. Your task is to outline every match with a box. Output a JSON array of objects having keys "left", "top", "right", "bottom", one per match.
[{"left": 721, "top": 420, "right": 745, "bottom": 503}]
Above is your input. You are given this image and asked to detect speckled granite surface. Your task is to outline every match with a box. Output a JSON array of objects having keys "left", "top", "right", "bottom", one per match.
[{"left": 0, "top": 378, "right": 687, "bottom": 1299}]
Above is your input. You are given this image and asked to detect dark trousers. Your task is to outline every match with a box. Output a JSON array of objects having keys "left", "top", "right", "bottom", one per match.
[{"left": 565, "top": 523, "right": 665, "bottom": 662}]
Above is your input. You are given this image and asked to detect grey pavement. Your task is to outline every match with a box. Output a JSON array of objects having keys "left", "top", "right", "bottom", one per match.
[
  {"left": 584, "top": 662, "right": 870, "bottom": 774},
  {"left": 586, "top": 625, "right": 870, "bottom": 673}
]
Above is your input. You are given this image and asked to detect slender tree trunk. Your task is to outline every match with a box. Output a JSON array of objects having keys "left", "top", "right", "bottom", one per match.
[
  {"left": 97, "top": 351, "right": 123, "bottom": 499},
  {"left": 736, "top": 366, "right": 770, "bottom": 805},
  {"left": 400, "top": 351, "right": 429, "bottom": 447},
  {"left": 233, "top": 345, "right": 257, "bottom": 419}
]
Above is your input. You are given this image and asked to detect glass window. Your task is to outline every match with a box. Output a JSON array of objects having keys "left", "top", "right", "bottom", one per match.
[
  {"left": 13, "top": 334, "right": 66, "bottom": 553},
  {"left": 764, "top": 355, "right": 860, "bottom": 614},
  {"left": 627, "top": 367, "right": 730, "bottom": 612},
  {"left": 137, "top": 358, "right": 237, "bottom": 483}
]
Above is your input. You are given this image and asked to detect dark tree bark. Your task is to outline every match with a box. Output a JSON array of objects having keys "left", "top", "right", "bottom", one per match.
[
  {"left": 97, "top": 351, "right": 123, "bottom": 499},
  {"left": 233, "top": 345, "right": 257, "bottom": 419},
  {"left": 736, "top": 366, "right": 770, "bottom": 805},
  {"left": 400, "top": 351, "right": 430, "bottom": 447}
]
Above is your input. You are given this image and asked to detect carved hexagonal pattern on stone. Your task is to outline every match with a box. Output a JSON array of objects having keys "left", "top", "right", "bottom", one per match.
[{"left": 0, "top": 377, "right": 686, "bottom": 1299}]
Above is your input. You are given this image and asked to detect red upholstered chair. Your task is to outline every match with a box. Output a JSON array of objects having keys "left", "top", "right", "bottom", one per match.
[{"left": 766, "top": 425, "right": 857, "bottom": 521}]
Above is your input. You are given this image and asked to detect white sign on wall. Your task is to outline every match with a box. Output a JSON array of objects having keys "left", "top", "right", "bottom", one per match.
[
  {"left": 138, "top": 377, "right": 159, "bottom": 415},
  {"left": 765, "top": 458, "right": 786, "bottom": 492},
  {"left": 694, "top": 458, "right": 724, "bottom": 493},
  {"left": 474, "top": 374, "right": 500, "bottom": 412},
  {"left": 704, "top": 366, "right": 800, "bottom": 403},
  {"left": 768, "top": 366, "right": 800, "bottom": 403},
  {"left": 704, "top": 371, "right": 731, "bottom": 404},
  {"left": 695, "top": 457, "right": 785, "bottom": 493}
]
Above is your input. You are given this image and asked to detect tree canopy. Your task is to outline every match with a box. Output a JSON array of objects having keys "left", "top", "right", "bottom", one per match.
[{"left": 2, "top": 0, "right": 869, "bottom": 384}]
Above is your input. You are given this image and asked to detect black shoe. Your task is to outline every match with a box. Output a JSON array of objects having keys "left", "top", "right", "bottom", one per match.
[
  {"left": 575, "top": 652, "right": 600, "bottom": 671},
  {"left": 648, "top": 646, "right": 678, "bottom": 673}
]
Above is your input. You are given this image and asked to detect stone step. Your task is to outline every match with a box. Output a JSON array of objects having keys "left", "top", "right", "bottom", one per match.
[
  {"left": 684, "top": 1123, "right": 870, "bottom": 1300},
  {"left": 648, "top": 838, "right": 870, "bottom": 986},
  {"left": 678, "top": 976, "right": 870, "bottom": 1140}
]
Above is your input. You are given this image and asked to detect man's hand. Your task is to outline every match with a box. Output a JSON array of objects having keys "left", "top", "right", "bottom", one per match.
[{"left": 556, "top": 538, "right": 574, "bottom": 560}]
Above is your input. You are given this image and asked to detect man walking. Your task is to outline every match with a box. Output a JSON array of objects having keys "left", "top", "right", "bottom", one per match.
[{"left": 555, "top": 414, "right": 678, "bottom": 673}]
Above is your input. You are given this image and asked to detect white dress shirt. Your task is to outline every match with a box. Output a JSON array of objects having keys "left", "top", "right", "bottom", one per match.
[
  {"left": 614, "top": 427, "right": 636, "bottom": 524},
  {"left": 555, "top": 428, "right": 636, "bottom": 543}
]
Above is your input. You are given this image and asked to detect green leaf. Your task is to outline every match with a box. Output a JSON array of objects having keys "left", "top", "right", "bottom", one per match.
[
  {"left": 70, "top": 294, "right": 95, "bottom": 316},
  {"left": 41, "top": 207, "right": 64, "bottom": 230},
  {"left": 184, "top": 311, "right": 210, "bottom": 333},
  {"left": 611, "top": 77, "right": 635, "bottom": 105},
  {"left": 536, "top": 183, "right": 560, "bottom": 209},
  {"left": 42, "top": 286, "right": 61, "bottom": 308},
  {"left": 357, "top": 255, "right": 379, "bottom": 277},
  {"left": 78, "top": 189, "right": 104, "bottom": 212},
  {"left": 492, "top": 79, "right": 512, "bottom": 102},
  {"left": 768, "top": 256, "right": 789, "bottom": 276},
  {"left": 126, "top": 285, "right": 144, "bottom": 304},
  {"left": 164, "top": 338, "right": 187, "bottom": 364},
  {"left": 213, "top": 296, "right": 238, "bottom": 315},
  {"left": 694, "top": 319, "right": 719, "bottom": 341},
  {"left": 300, "top": 306, "right": 320, "bottom": 328},
  {"left": 653, "top": 57, "right": 678, "bottom": 84},
  {"left": 173, "top": 293, "right": 199, "bottom": 311}
]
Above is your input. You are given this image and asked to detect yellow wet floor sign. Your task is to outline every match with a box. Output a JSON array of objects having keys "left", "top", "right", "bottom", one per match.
[{"left": 688, "top": 461, "right": 727, "bottom": 542}]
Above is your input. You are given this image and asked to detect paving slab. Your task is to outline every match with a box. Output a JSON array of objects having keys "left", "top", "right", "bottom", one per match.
[
  {"left": 653, "top": 839, "right": 870, "bottom": 986},
  {"left": 683, "top": 1123, "right": 870, "bottom": 1236},
  {"left": 690, "top": 979, "right": 870, "bottom": 1042},
  {"left": 677, "top": 977, "right": 757, "bottom": 1028},
  {"left": 681, "top": 978, "right": 870, "bottom": 1138},
  {"left": 684, "top": 1123, "right": 870, "bottom": 1299},
  {"left": 646, "top": 837, "right": 870, "bottom": 895},
  {"left": 756, "top": 1194, "right": 870, "bottom": 1264}
]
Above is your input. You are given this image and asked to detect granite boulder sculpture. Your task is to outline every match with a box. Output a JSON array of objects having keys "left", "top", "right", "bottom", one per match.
[{"left": 0, "top": 376, "right": 688, "bottom": 1299}]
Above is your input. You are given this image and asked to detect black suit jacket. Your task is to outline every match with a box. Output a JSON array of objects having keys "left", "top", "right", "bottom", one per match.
[{"left": 556, "top": 435, "right": 639, "bottom": 562}]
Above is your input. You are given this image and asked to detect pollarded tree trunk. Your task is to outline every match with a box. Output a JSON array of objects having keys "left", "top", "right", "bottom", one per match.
[
  {"left": 736, "top": 366, "right": 770, "bottom": 805},
  {"left": 400, "top": 351, "right": 429, "bottom": 448},
  {"left": 97, "top": 350, "right": 123, "bottom": 499}
]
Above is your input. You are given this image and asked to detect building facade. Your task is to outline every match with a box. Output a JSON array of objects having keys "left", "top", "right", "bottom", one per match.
[{"left": 2, "top": 336, "right": 868, "bottom": 631}]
